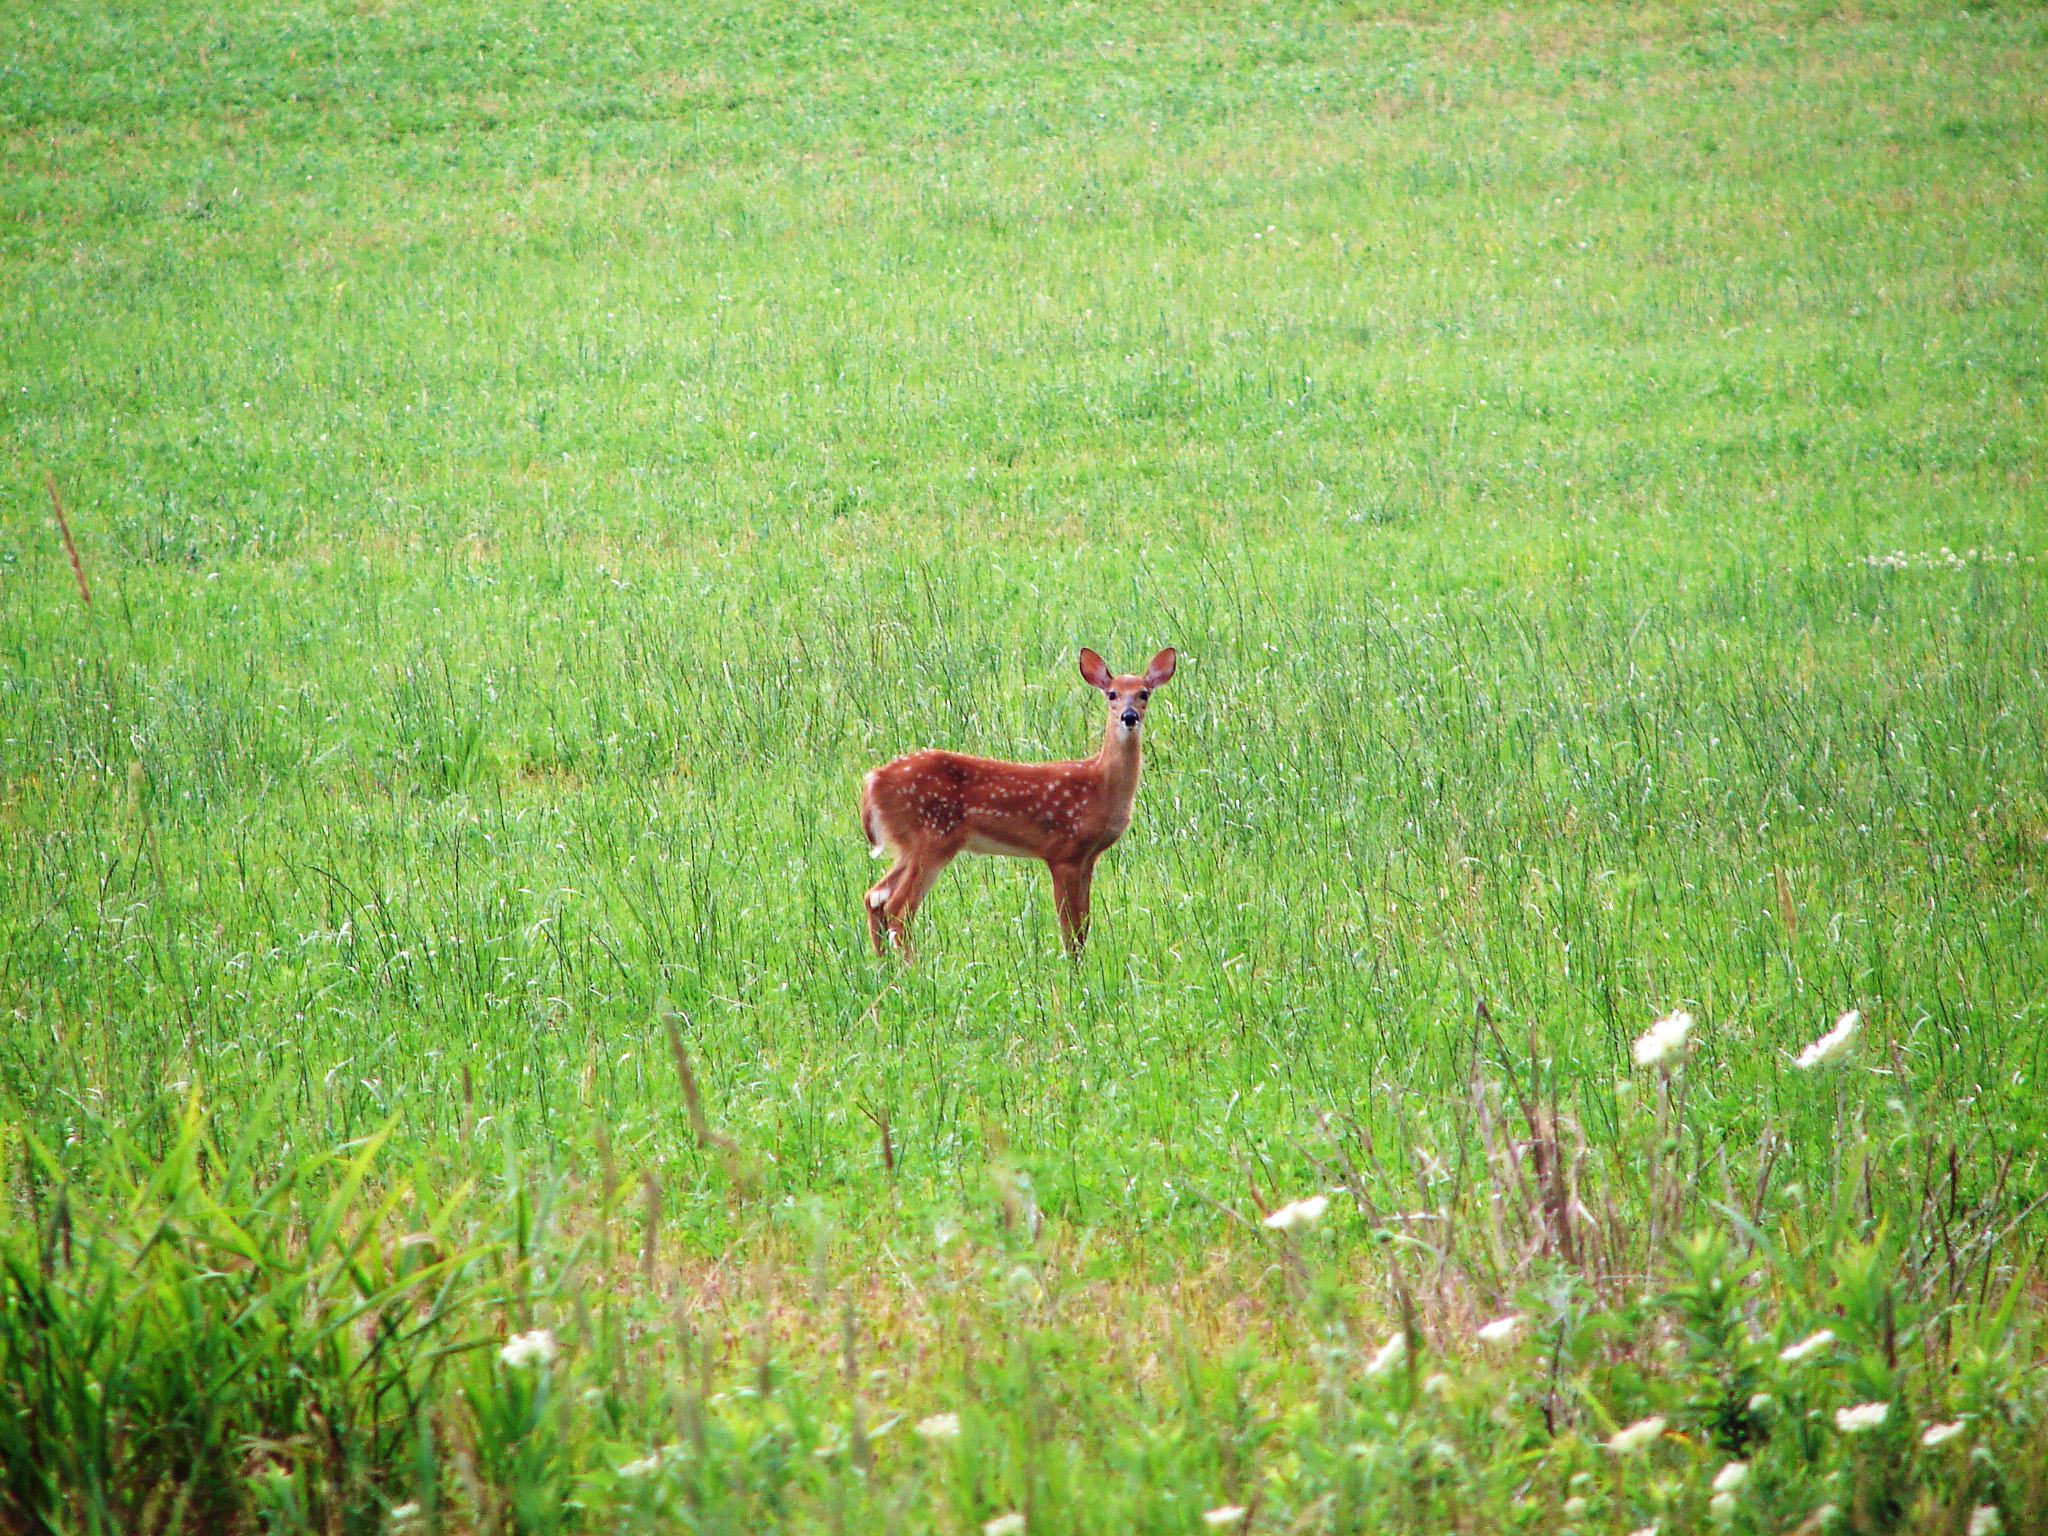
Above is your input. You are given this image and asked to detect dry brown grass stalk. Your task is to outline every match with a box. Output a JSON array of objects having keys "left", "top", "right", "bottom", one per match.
[
  {"left": 46, "top": 472, "right": 91, "bottom": 609},
  {"left": 640, "top": 1170, "right": 661, "bottom": 1290},
  {"left": 857, "top": 1100, "right": 895, "bottom": 1175},
  {"left": 661, "top": 1008, "right": 760, "bottom": 1197}
]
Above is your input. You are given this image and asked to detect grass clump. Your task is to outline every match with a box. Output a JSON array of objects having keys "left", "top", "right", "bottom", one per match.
[{"left": 2, "top": 0, "right": 2045, "bottom": 1529}]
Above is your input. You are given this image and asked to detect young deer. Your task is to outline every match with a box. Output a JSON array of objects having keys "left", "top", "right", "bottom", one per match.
[{"left": 860, "top": 647, "right": 1177, "bottom": 958}]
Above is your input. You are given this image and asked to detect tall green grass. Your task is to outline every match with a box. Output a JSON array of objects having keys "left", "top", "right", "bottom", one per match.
[{"left": 3, "top": 0, "right": 2045, "bottom": 1529}]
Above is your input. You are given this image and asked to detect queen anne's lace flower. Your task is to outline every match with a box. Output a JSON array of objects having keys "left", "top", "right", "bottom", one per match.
[
  {"left": 1632, "top": 1011, "right": 1695, "bottom": 1067},
  {"left": 499, "top": 1329, "right": 559, "bottom": 1369},
  {"left": 1606, "top": 1415, "right": 1666, "bottom": 1454},
  {"left": 1778, "top": 1329, "right": 1835, "bottom": 1363},
  {"left": 1365, "top": 1331, "right": 1407, "bottom": 1377},
  {"left": 1262, "top": 1195, "right": 1329, "bottom": 1231},
  {"left": 1834, "top": 1401, "right": 1889, "bottom": 1433},
  {"left": 1797, "top": 1011, "right": 1861, "bottom": 1069}
]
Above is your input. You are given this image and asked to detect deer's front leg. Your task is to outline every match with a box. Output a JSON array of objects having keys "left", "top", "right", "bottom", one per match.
[
  {"left": 865, "top": 860, "right": 908, "bottom": 956},
  {"left": 1048, "top": 859, "right": 1093, "bottom": 959},
  {"left": 879, "top": 851, "right": 956, "bottom": 962}
]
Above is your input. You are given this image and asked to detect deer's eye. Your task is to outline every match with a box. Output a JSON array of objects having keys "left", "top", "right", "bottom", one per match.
[
  {"left": 1107, "top": 691, "right": 1119, "bottom": 700},
  {"left": 1138, "top": 690, "right": 1151, "bottom": 700}
]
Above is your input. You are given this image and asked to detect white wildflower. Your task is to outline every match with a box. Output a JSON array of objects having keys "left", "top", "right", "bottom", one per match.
[
  {"left": 1921, "top": 1420, "right": 1965, "bottom": 1447},
  {"left": 1834, "top": 1401, "right": 1889, "bottom": 1433},
  {"left": 1796, "top": 1010, "right": 1861, "bottom": 1069},
  {"left": 1262, "top": 1194, "right": 1329, "bottom": 1231},
  {"left": 388, "top": 1505, "right": 424, "bottom": 1533},
  {"left": 618, "top": 1454, "right": 661, "bottom": 1478},
  {"left": 1627, "top": 1525, "right": 1659, "bottom": 1536},
  {"left": 499, "top": 1328, "right": 559, "bottom": 1369},
  {"left": 1422, "top": 1371, "right": 1453, "bottom": 1396},
  {"left": 1710, "top": 1491, "right": 1738, "bottom": 1523},
  {"left": 1748, "top": 1392, "right": 1775, "bottom": 1413},
  {"left": 1477, "top": 1314, "right": 1523, "bottom": 1344},
  {"left": 1968, "top": 1506, "right": 2001, "bottom": 1536},
  {"left": 1713, "top": 1462, "right": 1750, "bottom": 1493},
  {"left": 1606, "top": 1415, "right": 1666, "bottom": 1454},
  {"left": 983, "top": 1515, "right": 1026, "bottom": 1536},
  {"left": 1778, "top": 1329, "right": 1835, "bottom": 1363},
  {"left": 915, "top": 1412, "right": 962, "bottom": 1442},
  {"left": 1202, "top": 1507, "right": 1247, "bottom": 1529},
  {"left": 1563, "top": 1497, "right": 1589, "bottom": 1518},
  {"left": 1812, "top": 1505, "right": 1841, "bottom": 1527},
  {"left": 1632, "top": 1011, "right": 1695, "bottom": 1067},
  {"left": 1365, "top": 1330, "right": 1407, "bottom": 1376}
]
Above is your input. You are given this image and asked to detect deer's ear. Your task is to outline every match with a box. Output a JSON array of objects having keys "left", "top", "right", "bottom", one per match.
[
  {"left": 1142, "top": 648, "right": 1177, "bottom": 689},
  {"left": 1078, "top": 649, "right": 1114, "bottom": 691}
]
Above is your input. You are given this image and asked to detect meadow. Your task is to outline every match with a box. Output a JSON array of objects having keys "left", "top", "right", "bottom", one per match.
[{"left": 2, "top": 0, "right": 2046, "bottom": 1530}]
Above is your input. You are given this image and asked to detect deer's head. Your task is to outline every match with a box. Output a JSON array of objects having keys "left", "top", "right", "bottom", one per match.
[{"left": 1079, "top": 647, "right": 1177, "bottom": 740}]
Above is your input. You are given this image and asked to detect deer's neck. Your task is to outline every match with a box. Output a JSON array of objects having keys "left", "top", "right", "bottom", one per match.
[{"left": 1093, "top": 719, "right": 1143, "bottom": 811}]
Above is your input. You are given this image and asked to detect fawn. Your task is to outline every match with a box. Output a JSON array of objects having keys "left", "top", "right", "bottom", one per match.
[{"left": 860, "top": 647, "right": 1177, "bottom": 958}]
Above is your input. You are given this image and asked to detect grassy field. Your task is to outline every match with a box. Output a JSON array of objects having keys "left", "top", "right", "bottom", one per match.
[{"left": 4, "top": 0, "right": 2047, "bottom": 1530}]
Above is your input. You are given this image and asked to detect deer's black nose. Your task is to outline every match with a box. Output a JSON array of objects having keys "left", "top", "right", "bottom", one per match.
[{"left": 1121, "top": 709, "right": 1140, "bottom": 728}]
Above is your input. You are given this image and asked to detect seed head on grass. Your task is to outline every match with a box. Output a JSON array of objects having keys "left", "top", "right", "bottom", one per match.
[
  {"left": 983, "top": 1514, "right": 1026, "bottom": 1536},
  {"left": 1202, "top": 1506, "right": 1247, "bottom": 1528},
  {"left": 1476, "top": 1314, "right": 1522, "bottom": 1344},
  {"left": 1632, "top": 1011, "right": 1695, "bottom": 1067},
  {"left": 1262, "top": 1194, "right": 1328, "bottom": 1231},
  {"left": 1796, "top": 1011, "right": 1860, "bottom": 1069},
  {"left": 1969, "top": 1507, "right": 2002, "bottom": 1536},
  {"left": 1712, "top": 1462, "right": 1750, "bottom": 1492},
  {"left": 915, "top": 1412, "right": 962, "bottom": 1442},
  {"left": 1920, "top": 1420, "right": 1965, "bottom": 1447}
]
